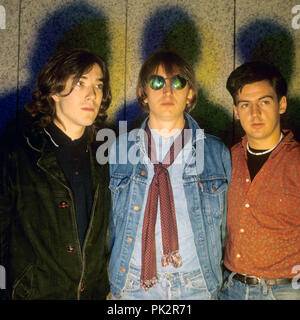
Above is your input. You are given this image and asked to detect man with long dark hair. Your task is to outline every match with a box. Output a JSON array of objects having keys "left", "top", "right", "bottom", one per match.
[{"left": 0, "top": 48, "right": 111, "bottom": 299}]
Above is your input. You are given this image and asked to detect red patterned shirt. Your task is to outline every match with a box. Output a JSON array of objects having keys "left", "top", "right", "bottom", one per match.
[{"left": 224, "top": 131, "right": 300, "bottom": 279}]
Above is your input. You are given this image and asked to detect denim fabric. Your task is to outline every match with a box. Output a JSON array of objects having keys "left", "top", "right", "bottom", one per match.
[
  {"left": 220, "top": 270, "right": 300, "bottom": 300},
  {"left": 110, "top": 265, "right": 211, "bottom": 300},
  {"left": 109, "top": 114, "right": 231, "bottom": 299},
  {"left": 130, "top": 127, "right": 200, "bottom": 273}
]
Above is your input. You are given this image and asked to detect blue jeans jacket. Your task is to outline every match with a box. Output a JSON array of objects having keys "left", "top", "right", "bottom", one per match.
[{"left": 108, "top": 114, "right": 231, "bottom": 299}]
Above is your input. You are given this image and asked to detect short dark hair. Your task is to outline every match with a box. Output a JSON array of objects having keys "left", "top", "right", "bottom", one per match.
[
  {"left": 226, "top": 61, "right": 287, "bottom": 105},
  {"left": 137, "top": 50, "right": 197, "bottom": 113},
  {"left": 25, "top": 48, "right": 111, "bottom": 127}
]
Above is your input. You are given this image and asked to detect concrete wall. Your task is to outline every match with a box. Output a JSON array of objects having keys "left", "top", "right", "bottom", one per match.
[{"left": 0, "top": 0, "right": 299, "bottom": 145}]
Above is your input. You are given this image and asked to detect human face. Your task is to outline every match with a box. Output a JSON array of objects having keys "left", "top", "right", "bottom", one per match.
[
  {"left": 52, "top": 63, "right": 103, "bottom": 139},
  {"left": 143, "top": 65, "right": 193, "bottom": 129},
  {"left": 233, "top": 80, "right": 287, "bottom": 149}
]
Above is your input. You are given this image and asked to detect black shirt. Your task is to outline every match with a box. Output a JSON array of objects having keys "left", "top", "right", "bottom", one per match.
[
  {"left": 46, "top": 123, "right": 93, "bottom": 248},
  {"left": 247, "top": 146, "right": 271, "bottom": 181}
]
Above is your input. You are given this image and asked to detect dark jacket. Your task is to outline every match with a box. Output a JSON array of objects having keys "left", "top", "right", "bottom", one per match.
[{"left": 0, "top": 125, "right": 110, "bottom": 300}]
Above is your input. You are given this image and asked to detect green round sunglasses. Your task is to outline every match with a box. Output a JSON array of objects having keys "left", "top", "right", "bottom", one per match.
[{"left": 149, "top": 74, "right": 187, "bottom": 90}]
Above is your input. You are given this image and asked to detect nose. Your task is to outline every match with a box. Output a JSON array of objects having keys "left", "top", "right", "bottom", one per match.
[
  {"left": 87, "top": 85, "right": 96, "bottom": 100},
  {"left": 163, "top": 79, "right": 173, "bottom": 95},
  {"left": 250, "top": 103, "right": 261, "bottom": 117}
]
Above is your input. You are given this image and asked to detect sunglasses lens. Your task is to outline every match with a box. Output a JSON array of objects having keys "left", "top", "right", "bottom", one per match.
[
  {"left": 171, "top": 75, "right": 187, "bottom": 90},
  {"left": 149, "top": 75, "right": 165, "bottom": 90}
]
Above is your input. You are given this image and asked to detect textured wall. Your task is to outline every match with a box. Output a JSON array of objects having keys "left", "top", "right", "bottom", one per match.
[{"left": 0, "top": 0, "right": 299, "bottom": 145}]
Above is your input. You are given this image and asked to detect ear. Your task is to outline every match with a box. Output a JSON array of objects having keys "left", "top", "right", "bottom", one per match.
[
  {"left": 186, "top": 88, "right": 194, "bottom": 104},
  {"left": 51, "top": 94, "right": 59, "bottom": 103},
  {"left": 138, "top": 88, "right": 148, "bottom": 103},
  {"left": 279, "top": 96, "right": 287, "bottom": 114},
  {"left": 233, "top": 105, "right": 240, "bottom": 120}
]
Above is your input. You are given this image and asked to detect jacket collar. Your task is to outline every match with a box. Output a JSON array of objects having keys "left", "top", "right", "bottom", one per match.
[
  {"left": 135, "top": 113, "right": 205, "bottom": 156},
  {"left": 23, "top": 124, "right": 105, "bottom": 192},
  {"left": 23, "top": 125, "right": 73, "bottom": 188}
]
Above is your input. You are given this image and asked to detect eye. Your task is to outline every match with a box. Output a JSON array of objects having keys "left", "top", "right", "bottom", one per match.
[
  {"left": 149, "top": 75, "right": 165, "bottom": 90},
  {"left": 95, "top": 83, "right": 103, "bottom": 89},
  {"left": 171, "top": 75, "right": 187, "bottom": 90},
  {"left": 240, "top": 103, "right": 248, "bottom": 109},
  {"left": 76, "top": 80, "right": 84, "bottom": 87},
  {"left": 261, "top": 100, "right": 270, "bottom": 105}
]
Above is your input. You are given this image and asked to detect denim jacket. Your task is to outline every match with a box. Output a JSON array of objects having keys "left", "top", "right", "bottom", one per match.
[{"left": 109, "top": 114, "right": 231, "bottom": 299}]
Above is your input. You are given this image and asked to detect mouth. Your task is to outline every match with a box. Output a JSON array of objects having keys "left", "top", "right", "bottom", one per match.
[
  {"left": 161, "top": 102, "right": 175, "bottom": 106},
  {"left": 251, "top": 122, "right": 264, "bottom": 127},
  {"left": 81, "top": 107, "right": 95, "bottom": 112}
]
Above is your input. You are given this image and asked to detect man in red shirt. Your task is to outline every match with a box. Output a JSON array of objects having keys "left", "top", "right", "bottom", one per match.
[{"left": 221, "top": 61, "right": 300, "bottom": 300}]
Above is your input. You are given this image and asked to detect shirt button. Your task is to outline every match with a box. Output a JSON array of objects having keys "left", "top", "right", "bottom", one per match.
[
  {"left": 236, "top": 253, "right": 241, "bottom": 258},
  {"left": 121, "top": 268, "right": 126, "bottom": 273},
  {"left": 141, "top": 170, "right": 146, "bottom": 176},
  {"left": 246, "top": 178, "right": 250, "bottom": 183},
  {"left": 240, "top": 228, "right": 245, "bottom": 233},
  {"left": 80, "top": 284, "right": 85, "bottom": 292},
  {"left": 127, "top": 237, "right": 132, "bottom": 243},
  {"left": 134, "top": 205, "right": 140, "bottom": 211},
  {"left": 245, "top": 203, "right": 250, "bottom": 208},
  {"left": 74, "top": 171, "right": 79, "bottom": 176}
]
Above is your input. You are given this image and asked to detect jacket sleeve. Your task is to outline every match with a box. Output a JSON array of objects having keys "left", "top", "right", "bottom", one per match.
[
  {"left": 220, "top": 143, "right": 231, "bottom": 255},
  {"left": 0, "top": 150, "right": 16, "bottom": 298},
  {"left": 108, "top": 140, "right": 117, "bottom": 250}
]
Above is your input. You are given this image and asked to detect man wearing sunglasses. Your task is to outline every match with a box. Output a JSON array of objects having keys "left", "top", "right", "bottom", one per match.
[{"left": 108, "top": 50, "right": 231, "bottom": 300}]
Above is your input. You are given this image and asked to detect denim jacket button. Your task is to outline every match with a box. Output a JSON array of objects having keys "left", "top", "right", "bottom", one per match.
[
  {"left": 141, "top": 170, "right": 146, "bottom": 176},
  {"left": 127, "top": 237, "right": 133, "bottom": 243},
  {"left": 134, "top": 205, "right": 140, "bottom": 211},
  {"left": 115, "top": 293, "right": 120, "bottom": 299},
  {"left": 121, "top": 268, "right": 126, "bottom": 273},
  {"left": 212, "top": 186, "right": 217, "bottom": 192}
]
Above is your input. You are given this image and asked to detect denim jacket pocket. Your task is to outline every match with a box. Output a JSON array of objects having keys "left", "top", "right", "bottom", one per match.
[{"left": 200, "top": 178, "right": 227, "bottom": 218}]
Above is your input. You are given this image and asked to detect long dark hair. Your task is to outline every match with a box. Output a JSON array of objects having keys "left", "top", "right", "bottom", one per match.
[{"left": 25, "top": 48, "right": 112, "bottom": 129}]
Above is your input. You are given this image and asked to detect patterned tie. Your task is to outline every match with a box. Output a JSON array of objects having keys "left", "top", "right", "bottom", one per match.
[{"left": 140, "top": 119, "right": 190, "bottom": 290}]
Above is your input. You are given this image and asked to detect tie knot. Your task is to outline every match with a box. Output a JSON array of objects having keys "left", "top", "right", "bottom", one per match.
[{"left": 154, "top": 163, "right": 168, "bottom": 175}]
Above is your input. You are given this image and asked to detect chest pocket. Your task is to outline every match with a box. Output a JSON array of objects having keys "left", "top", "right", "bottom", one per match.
[{"left": 199, "top": 178, "right": 227, "bottom": 217}]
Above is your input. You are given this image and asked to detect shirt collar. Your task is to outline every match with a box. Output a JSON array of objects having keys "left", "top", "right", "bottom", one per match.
[
  {"left": 45, "top": 122, "right": 88, "bottom": 149},
  {"left": 241, "top": 129, "right": 295, "bottom": 159}
]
